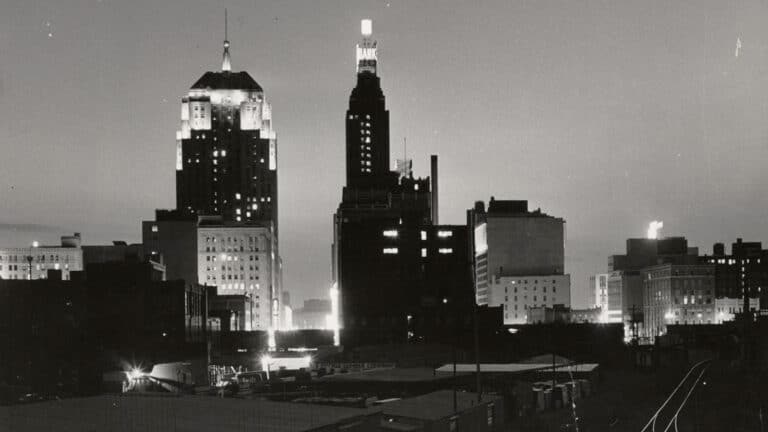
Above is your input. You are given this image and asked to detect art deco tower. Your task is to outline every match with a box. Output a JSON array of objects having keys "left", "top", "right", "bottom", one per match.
[
  {"left": 345, "top": 19, "right": 393, "bottom": 188},
  {"left": 144, "top": 18, "right": 283, "bottom": 333},
  {"left": 175, "top": 27, "right": 278, "bottom": 231}
]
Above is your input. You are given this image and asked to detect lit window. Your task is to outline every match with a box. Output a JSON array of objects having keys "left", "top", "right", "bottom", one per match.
[
  {"left": 414, "top": 184, "right": 419, "bottom": 191},
  {"left": 421, "top": 231, "right": 427, "bottom": 241},
  {"left": 439, "top": 248, "right": 453, "bottom": 254},
  {"left": 236, "top": 209, "right": 241, "bottom": 215},
  {"left": 421, "top": 248, "right": 427, "bottom": 258},
  {"left": 221, "top": 150, "right": 227, "bottom": 156},
  {"left": 383, "top": 248, "right": 398, "bottom": 254},
  {"left": 235, "top": 193, "right": 241, "bottom": 200},
  {"left": 437, "top": 230, "right": 453, "bottom": 238},
  {"left": 252, "top": 203, "right": 258, "bottom": 210},
  {"left": 382, "top": 230, "right": 398, "bottom": 238},
  {"left": 151, "top": 225, "right": 158, "bottom": 233}
]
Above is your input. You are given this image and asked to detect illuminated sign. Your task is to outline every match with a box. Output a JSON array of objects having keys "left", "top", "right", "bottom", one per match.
[{"left": 474, "top": 223, "right": 488, "bottom": 255}]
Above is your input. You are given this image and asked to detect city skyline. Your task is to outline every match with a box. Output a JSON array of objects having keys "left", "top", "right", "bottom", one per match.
[{"left": 2, "top": 0, "right": 768, "bottom": 308}]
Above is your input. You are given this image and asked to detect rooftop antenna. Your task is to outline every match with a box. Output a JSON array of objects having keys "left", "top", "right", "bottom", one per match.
[{"left": 222, "top": 8, "right": 232, "bottom": 71}]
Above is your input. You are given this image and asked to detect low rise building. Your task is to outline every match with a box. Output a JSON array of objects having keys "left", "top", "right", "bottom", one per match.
[
  {"left": 489, "top": 275, "right": 571, "bottom": 325},
  {"left": 293, "top": 299, "right": 332, "bottom": 329},
  {"left": 0, "top": 233, "right": 82, "bottom": 280},
  {"left": 379, "top": 390, "right": 504, "bottom": 432},
  {"left": 714, "top": 297, "right": 760, "bottom": 323}
]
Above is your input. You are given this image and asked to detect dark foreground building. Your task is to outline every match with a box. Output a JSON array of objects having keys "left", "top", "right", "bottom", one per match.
[
  {"left": 332, "top": 21, "right": 473, "bottom": 347},
  {"left": 0, "top": 261, "right": 208, "bottom": 400}
]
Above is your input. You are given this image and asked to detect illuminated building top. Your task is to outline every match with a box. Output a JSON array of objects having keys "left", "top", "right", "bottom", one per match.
[
  {"left": 174, "top": 19, "right": 278, "bottom": 227},
  {"left": 356, "top": 19, "right": 377, "bottom": 74},
  {"left": 222, "top": 9, "right": 232, "bottom": 71}
]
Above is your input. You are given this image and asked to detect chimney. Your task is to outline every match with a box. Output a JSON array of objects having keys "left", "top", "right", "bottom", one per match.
[{"left": 430, "top": 155, "right": 439, "bottom": 225}]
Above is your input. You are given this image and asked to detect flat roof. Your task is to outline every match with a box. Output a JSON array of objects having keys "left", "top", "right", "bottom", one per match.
[
  {"left": 0, "top": 394, "right": 374, "bottom": 432},
  {"left": 380, "top": 390, "right": 501, "bottom": 421},
  {"left": 434, "top": 363, "right": 599, "bottom": 374},
  {"left": 318, "top": 367, "right": 459, "bottom": 383}
]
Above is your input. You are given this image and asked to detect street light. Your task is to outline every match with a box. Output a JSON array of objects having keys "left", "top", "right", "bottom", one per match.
[{"left": 260, "top": 354, "right": 273, "bottom": 380}]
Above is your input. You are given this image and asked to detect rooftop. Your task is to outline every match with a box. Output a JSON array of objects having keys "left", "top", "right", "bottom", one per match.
[
  {"left": 319, "top": 367, "right": 456, "bottom": 383},
  {"left": 191, "top": 71, "right": 262, "bottom": 92},
  {"left": 0, "top": 394, "right": 373, "bottom": 432},
  {"left": 379, "top": 390, "right": 500, "bottom": 421}
]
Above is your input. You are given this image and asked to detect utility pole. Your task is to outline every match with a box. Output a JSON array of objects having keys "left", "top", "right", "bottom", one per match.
[{"left": 551, "top": 333, "right": 557, "bottom": 410}]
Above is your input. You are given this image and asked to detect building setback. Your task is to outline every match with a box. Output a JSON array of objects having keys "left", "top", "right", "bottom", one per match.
[
  {"left": 332, "top": 20, "right": 474, "bottom": 346},
  {"left": 143, "top": 26, "right": 282, "bottom": 330}
]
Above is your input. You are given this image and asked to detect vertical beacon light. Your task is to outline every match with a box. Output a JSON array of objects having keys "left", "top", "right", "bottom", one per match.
[
  {"left": 361, "top": 19, "right": 372, "bottom": 37},
  {"left": 329, "top": 283, "right": 340, "bottom": 346}
]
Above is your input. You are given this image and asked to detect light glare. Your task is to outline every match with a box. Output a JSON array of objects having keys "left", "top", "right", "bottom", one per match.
[{"left": 361, "top": 19, "right": 372, "bottom": 36}]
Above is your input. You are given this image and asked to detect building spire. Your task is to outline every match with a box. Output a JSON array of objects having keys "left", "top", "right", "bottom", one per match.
[{"left": 222, "top": 8, "right": 232, "bottom": 72}]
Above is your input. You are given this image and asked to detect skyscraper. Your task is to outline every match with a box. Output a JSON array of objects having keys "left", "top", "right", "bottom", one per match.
[
  {"left": 175, "top": 30, "right": 278, "bottom": 229},
  {"left": 345, "top": 19, "right": 392, "bottom": 188},
  {"left": 332, "top": 20, "right": 472, "bottom": 346},
  {"left": 144, "top": 20, "right": 282, "bottom": 332}
]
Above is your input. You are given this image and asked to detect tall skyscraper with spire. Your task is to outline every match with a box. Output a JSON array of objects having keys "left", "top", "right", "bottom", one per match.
[
  {"left": 345, "top": 19, "right": 392, "bottom": 188},
  {"left": 145, "top": 15, "right": 282, "bottom": 333},
  {"left": 175, "top": 19, "right": 278, "bottom": 229},
  {"left": 332, "top": 20, "right": 473, "bottom": 347}
]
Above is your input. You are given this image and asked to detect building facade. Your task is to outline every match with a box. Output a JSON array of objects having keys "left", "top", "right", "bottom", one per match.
[
  {"left": 590, "top": 273, "right": 609, "bottom": 312},
  {"left": 467, "top": 198, "right": 569, "bottom": 313},
  {"left": 714, "top": 297, "right": 760, "bottom": 323},
  {"left": 700, "top": 238, "right": 768, "bottom": 311},
  {"left": 642, "top": 264, "right": 716, "bottom": 340},
  {"left": 0, "top": 233, "right": 83, "bottom": 281},
  {"left": 490, "top": 275, "right": 571, "bottom": 325},
  {"left": 332, "top": 21, "right": 474, "bottom": 346},
  {"left": 143, "top": 28, "right": 283, "bottom": 331},
  {"left": 197, "top": 219, "right": 278, "bottom": 330}
]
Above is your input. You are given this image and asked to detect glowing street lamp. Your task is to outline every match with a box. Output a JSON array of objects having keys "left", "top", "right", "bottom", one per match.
[{"left": 260, "top": 354, "right": 273, "bottom": 380}]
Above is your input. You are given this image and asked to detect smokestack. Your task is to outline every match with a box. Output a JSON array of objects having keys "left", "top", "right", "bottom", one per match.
[{"left": 430, "top": 155, "right": 439, "bottom": 224}]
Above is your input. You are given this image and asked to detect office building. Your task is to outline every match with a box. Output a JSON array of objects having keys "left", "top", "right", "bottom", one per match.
[
  {"left": 714, "top": 297, "right": 760, "bottom": 323},
  {"left": 143, "top": 22, "right": 283, "bottom": 330},
  {"left": 331, "top": 21, "right": 471, "bottom": 346},
  {"left": 198, "top": 217, "right": 278, "bottom": 330},
  {"left": 642, "top": 264, "right": 715, "bottom": 340},
  {"left": 490, "top": 275, "right": 571, "bottom": 325},
  {"left": 602, "top": 234, "right": 700, "bottom": 337},
  {"left": 0, "top": 233, "right": 82, "bottom": 280},
  {"left": 467, "top": 198, "right": 570, "bottom": 324},
  {"left": 700, "top": 238, "right": 768, "bottom": 310}
]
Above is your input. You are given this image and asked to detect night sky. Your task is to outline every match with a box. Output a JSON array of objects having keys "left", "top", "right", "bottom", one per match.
[{"left": 1, "top": 0, "right": 767, "bottom": 307}]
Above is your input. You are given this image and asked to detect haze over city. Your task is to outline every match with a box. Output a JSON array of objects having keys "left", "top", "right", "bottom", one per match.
[{"left": 2, "top": 0, "right": 767, "bottom": 308}]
